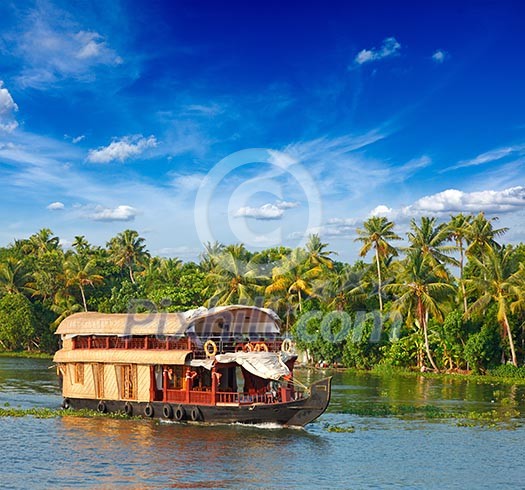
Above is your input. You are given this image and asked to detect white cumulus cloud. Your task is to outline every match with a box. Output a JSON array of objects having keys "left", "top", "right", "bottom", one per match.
[
  {"left": 235, "top": 203, "right": 284, "bottom": 220},
  {"left": 370, "top": 205, "right": 394, "bottom": 216},
  {"left": 367, "top": 186, "right": 525, "bottom": 221},
  {"left": 47, "top": 201, "right": 64, "bottom": 210},
  {"left": 234, "top": 200, "right": 300, "bottom": 220},
  {"left": 87, "top": 135, "right": 157, "bottom": 163},
  {"left": 275, "top": 200, "right": 299, "bottom": 210},
  {"left": 407, "top": 187, "right": 525, "bottom": 215},
  {"left": 0, "top": 81, "right": 19, "bottom": 132},
  {"left": 355, "top": 37, "right": 401, "bottom": 65},
  {"left": 89, "top": 205, "right": 138, "bottom": 222}
]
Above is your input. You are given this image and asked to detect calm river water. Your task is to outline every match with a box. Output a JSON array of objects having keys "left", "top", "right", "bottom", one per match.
[{"left": 1, "top": 357, "right": 525, "bottom": 489}]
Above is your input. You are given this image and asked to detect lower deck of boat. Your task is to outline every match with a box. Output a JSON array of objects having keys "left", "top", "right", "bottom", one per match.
[{"left": 62, "top": 377, "right": 332, "bottom": 427}]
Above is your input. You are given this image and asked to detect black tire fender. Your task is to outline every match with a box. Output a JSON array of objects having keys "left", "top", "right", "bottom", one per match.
[
  {"left": 124, "top": 402, "right": 133, "bottom": 416},
  {"left": 162, "top": 404, "right": 173, "bottom": 419},
  {"left": 174, "top": 405, "right": 185, "bottom": 421},
  {"left": 190, "top": 406, "right": 201, "bottom": 422},
  {"left": 144, "top": 403, "right": 154, "bottom": 418}
]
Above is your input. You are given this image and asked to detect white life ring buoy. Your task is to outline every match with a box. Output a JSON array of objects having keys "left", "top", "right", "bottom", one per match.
[
  {"left": 204, "top": 340, "right": 218, "bottom": 357},
  {"left": 281, "top": 338, "right": 293, "bottom": 354}
]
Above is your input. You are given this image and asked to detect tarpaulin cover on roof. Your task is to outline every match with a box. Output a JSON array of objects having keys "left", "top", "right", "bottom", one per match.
[{"left": 190, "top": 351, "right": 292, "bottom": 381}]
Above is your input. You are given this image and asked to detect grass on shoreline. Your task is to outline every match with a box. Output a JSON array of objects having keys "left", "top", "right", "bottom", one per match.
[
  {"left": 0, "top": 351, "right": 53, "bottom": 359},
  {"left": 330, "top": 364, "right": 525, "bottom": 386}
]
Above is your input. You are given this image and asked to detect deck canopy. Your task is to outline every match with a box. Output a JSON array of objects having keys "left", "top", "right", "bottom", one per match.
[{"left": 55, "top": 306, "right": 281, "bottom": 338}]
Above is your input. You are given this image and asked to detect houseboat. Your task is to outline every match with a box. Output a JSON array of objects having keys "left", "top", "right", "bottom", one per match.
[{"left": 53, "top": 305, "right": 331, "bottom": 427}]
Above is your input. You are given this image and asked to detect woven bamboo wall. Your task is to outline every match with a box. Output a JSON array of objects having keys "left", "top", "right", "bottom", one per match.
[
  {"left": 61, "top": 362, "right": 151, "bottom": 402},
  {"left": 137, "top": 365, "right": 151, "bottom": 402},
  {"left": 62, "top": 363, "right": 95, "bottom": 399}
]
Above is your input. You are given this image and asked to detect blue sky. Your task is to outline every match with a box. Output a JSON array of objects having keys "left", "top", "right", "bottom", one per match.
[{"left": 1, "top": 0, "right": 524, "bottom": 262}]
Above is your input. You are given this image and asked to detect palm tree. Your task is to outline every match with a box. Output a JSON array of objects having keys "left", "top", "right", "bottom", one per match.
[
  {"left": 107, "top": 230, "right": 149, "bottom": 284},
  {"left": 318, "top": 265, "right": 366, "bottom": 311},
  {"left": 446, "top": 214, "right": 473, "bottom": 313},
  {"left": 355, "top": 216, "right": 401, "bottom": 311},
  {"left": 305, "top": 234, "right": 335, "bottom": 269},
  {"left": 64, "top": 254, "right": 104, "bottom": 311},
  {"left": 199, "top": 241, "right": 225, "bottom": 272},
  {"left": 386, "top": 250, "right": 456, "bottom": 371},
  {"left": 466, "top": 213, "right": 507, "bottom": 258},
  {"left": 465, "top": 246, "right": 520, "bottom": 366},
  {"left": 265, "top": 248, "right": 320, "bottom": 328},
  {"left": 26, "top": 228, "right": 60, "bottom": 256},
  {"left": 72, "top": 235, "right": 92, "bottom": 255},
  {"left": 51, "top": 292, "right": 82, "bottom": 326},
  {"left": 206, "top": 250, "right": 267, "bottom": 306},
  {"left": 407, "top": 216, "right": 458, "bottom": 269},
  {"left": 0, "top": 258, "right": 33, "bottom": 296}
]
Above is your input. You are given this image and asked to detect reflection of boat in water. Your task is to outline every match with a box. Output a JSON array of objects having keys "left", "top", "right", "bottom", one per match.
[{"left": 53, "top": 305, "right": 331, "bottom": 427}]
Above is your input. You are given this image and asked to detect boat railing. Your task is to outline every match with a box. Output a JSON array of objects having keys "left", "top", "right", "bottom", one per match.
[
  {"left": 166, "top": 389, "right": 284, "bottom": 405},
  {"left": 216, "top": 391, "right": 277, "bottom": 405},
  {"left": 192, "top": 338, "right": 283, "bottom": 358},
  {"left": 72, "top": 336, "right": 190, "bottom": 351},
  {"left": 71, "top": 336, "right": 283, "bottom": 354}
]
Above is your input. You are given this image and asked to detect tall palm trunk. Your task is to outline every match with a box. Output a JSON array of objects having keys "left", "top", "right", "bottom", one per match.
[
  {"left": 458, "top": 241, "right": 467, "bottom": 314},
  {"left": 502, "top": 312, "right": 517, "bottom": 366},
  {"left": 375, "top": 247, "right": 383, "bottom": 311},
  {"left": 128, "top": 266, "right": 135, "bottom": 284},
  {"left": 79, "top": 284, "right": 88, "bottom": 312},
  {"left": 418, "top": 298, "right": 438, "bottom": 371}
]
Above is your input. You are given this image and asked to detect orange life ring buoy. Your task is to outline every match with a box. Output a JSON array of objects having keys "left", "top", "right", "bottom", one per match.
[
  {"left": 243, "top": 342, "right": 254, "bottom": 352},
  {"left": 204, "top": 340, "right": 218, "bottom": 357},
  {"left": 255, "top": 342, "right": 268, "bottom": 352}
]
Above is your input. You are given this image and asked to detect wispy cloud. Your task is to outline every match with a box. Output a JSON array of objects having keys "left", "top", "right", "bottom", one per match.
[
  {"left": 274, "top": 130, "right": 430, "bottom": 203},
  {"left": 3, "top": 4, "right": 124, "bottom": 88},
  {"left": 169, "top": 172, "right": 206, "bottom": 192},
  {"left": 64, "top": 134, "right": 86, "bottom": 144},
  {"left": 354, "top": 37, "right": 401, "bottom": 65},
  {"left": 432, "top": 50, "right": 448, "bottom": 63},
  {"left": 182, "top": 103, "right": 224, "bottom": 117},
  {"left": 446, "top": 144, "right": 525, "bottom": 171},
  {"left": 87, "top": 135, "right": 157, "bottom": 163}
]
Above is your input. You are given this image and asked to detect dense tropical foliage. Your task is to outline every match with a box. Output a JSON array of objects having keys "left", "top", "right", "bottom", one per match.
[{"left": 1, "top": 213, "right": 525, "bottom": 375}]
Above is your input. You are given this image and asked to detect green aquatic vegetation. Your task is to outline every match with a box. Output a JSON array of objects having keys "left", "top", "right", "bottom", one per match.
[
  {"left": 326, "top": 425, "right": 356, "bottom": 433},
  {"left": 0, "top": 407, "right": 58, "bottom": 418},
  {"left": 339, "top": 402, "right": 521, "bottom": 426},
  {"left": 0, "top": 407, "right": 142, "bottom": 420}
]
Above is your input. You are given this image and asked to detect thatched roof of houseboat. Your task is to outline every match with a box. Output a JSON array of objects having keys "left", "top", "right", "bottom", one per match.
[
  {"left": 55, "top": 312, "right": 187, "bottom": 336},
  {"left": 55, "top": 306, "right": 281, "bottom": 337},
  {"left": 53, "top": 348, "right": 192, "bottom": 365}
]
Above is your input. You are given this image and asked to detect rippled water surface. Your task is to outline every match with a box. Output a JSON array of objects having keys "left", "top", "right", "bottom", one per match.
[{"left": 2, "top": 357, "right": 525, "bottom": 489}]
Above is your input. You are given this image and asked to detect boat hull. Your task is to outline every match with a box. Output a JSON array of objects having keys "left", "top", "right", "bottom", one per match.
[{"left": 61, "top": 377, "right": 332, "bottom": 427}]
